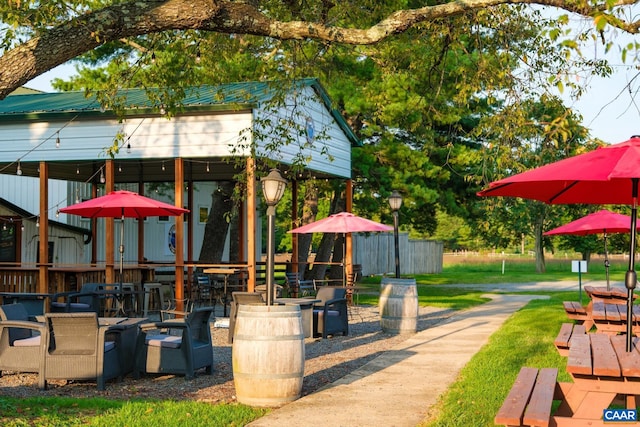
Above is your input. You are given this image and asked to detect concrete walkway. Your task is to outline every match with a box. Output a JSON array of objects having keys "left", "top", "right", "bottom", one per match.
[{"left": 248, "top": 293, "right": 549, "bottom": 427}]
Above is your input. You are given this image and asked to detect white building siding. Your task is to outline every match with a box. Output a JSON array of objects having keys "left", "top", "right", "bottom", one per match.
[
  {"left": 253, "top": 85, "right": 352, "bottom": 178},
  {"left": 0, "top": 113, "right": 254, "bottom": 162},
  {"left": 0, "top": 175, "right": 68, "bottom": 220}
]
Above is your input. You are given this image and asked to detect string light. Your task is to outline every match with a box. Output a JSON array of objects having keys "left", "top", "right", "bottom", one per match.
[
  {"left": 160, "top": 105, "right": 166, "bottom": 115},
  {"left": 118, "top": 164, "right": 122, "bottom": 173},
  {"left": 20, "top": 223, "right": 24, "bottom": 231},
  {"left": 76, "top": 164, "right": 80, "bottom": 175},
  {"left": 162, "top": 161, "right": 165, "bottom": 171},
  {"left": 151, "top": 51, "right": 156, "bottom": 64},
  {"left": 206, "top": 162, "right": 210, "bottom": 173},
  {"left": 16, "top": 160, "right": 22, "bottom": 176},
  {"left": 55, "top": 209, "right": 59, "bottom": 218},
  {"left": 196, "top": 48, "right": 201, "bottom": 64},
  {"left": 75, "top": 189, "right": 80, "bottom": 204},
  {"left": 55, "top": 131, "right": 60, "bottom": 148},
  {"left": 35, "top": 217, "right": 39, "bottom": 228},
  {"left": 99, "top": 167, "right": 105, "bottom": 184},
  {"left": 127, "top": 142, "right": 131, "bottom": 154}
]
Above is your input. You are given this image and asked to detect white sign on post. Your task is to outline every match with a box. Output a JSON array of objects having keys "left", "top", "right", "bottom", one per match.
[
  {"left": 572, "top": 260, "right": 587, "bottom": 304},
  {"left": 571, "top": 260, "right": 587, "bottom": 273}
]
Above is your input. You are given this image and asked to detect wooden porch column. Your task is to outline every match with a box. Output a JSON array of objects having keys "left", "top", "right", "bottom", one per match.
[
  {"left": 105, "top": 160, "right": 115, "bottom": 284},
  {"left": 38, "top": 161, "right": 48, "bottom": 294},
  {"left": 137, "top": 175, "right": 145, "bottom": 265},
  {"left": 174, "top": 158, "right": 185, "bottom": 310},
  {"left": 187, "top": 179, "right": 194, "bottom": 298},
  {"left": 91, "top": 184, "right": 98, "bottom": 265},
  {"left": 291, "top": 180, "right": 298, "bottom": 273},
  {"left": 345, "top": 179, "right": 353, "bottom": 278},
  {"left": 246, "top": 157, "right": 256, "bottom": 292}
]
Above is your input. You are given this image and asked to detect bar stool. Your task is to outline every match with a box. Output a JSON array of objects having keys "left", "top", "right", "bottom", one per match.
[
  {"left": 121, "top": 282, "right": 138, "bottom": 315},
  {"left": 142, "top": 282, "right": 165, "bottom": 317}
]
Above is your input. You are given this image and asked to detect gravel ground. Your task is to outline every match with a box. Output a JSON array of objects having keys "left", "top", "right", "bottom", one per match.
[{"left": 0, "top": 304, "right": 455, "bottom": 403}]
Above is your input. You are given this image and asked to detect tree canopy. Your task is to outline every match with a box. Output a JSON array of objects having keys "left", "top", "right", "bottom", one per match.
[
  {"left": 1, "top": 0, "right": 640, "bottom": 99},
  {"left": 1, "top": 0, "right": 633, "bottom": 259}
]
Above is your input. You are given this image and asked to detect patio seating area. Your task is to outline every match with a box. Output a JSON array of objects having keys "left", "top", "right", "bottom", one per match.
[{"left": 0, "top": 277, "right": 358, "bottom": 390}]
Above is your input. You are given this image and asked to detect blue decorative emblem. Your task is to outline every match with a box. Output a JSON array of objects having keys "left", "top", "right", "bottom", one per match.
[{"left": 305, "top": 117, "right": 315, "bottom": 143}]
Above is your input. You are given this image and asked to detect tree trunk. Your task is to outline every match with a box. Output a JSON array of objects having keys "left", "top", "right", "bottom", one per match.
[
  {"left": 534, "top": 212, "right": 546, "bottom": 273},
  {"left": 296, "top": 184, "right": 318, "bottom": 276},
  {"left": 228, "top": 201, "right": 240, "bottom": 262},
  {"left": 198, "top": 181, "right": 234, "bottom": 262},
  {"left": 311, "top": 189, "right": 344, "bottom": 281}
]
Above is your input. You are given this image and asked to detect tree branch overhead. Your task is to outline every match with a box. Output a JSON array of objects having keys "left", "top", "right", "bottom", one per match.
[{"left": 1, "top": 0, "right": 639, "bottom": 98}]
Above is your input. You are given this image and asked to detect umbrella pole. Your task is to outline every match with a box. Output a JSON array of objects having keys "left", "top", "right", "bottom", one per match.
[
  {"left": 604, "top": 232, "right": 610, "bottom": 291},
  {"left": 626, "top": 179, "right": 639, "bottom": 352},
  {"left": 119, "top": 214, "right": 124, "bottom": 286}
]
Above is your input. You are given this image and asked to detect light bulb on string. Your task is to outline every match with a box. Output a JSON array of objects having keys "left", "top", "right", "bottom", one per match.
[
  {"left": 162, "top": 161, "right": 165, "bottom": 171},
  {"left": 20, "top": 223, "right": 24, "bottom": 231},
  {"left": 151, "top": 51, "right": 156, "bottom": 64},
  {"left": 75, "top": 189, "right": 80, "bottom": 204},
  {"left": 127, "top": 142, "right": 131, "bottom": 154},
  {"left": 195, "top": 49, "right": 201, "bottom": 64},
  {"left": 76, "top": 165, "right": 79, "bottom": 175},
  {"left": 56, "top": 209, "right": 59, "bottom": 218},
  {"left": 36, "top": 217, "right": 39, "bottom": 228},
  {"left": 99, "top": 168, "right": 105, "bottom": 184},
  {"left": 55, "top": 132, "right": 60, "bottom": 148},
  {"left": 16, "top": 160, "right": 22, "bottom": 176},
  {"left": 206, "top": 162, "right": 210, "bottom": 173},
  {"left": 118, "top": 164, "right": 122, "bottom": 173},
  {"left": 3, "top": 222, "right": 6, "bottom": 231}
]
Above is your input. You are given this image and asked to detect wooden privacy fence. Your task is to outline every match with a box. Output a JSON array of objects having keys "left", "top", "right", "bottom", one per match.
[{"left": 352, "top": 233, "right": 443, "bottom": 276}]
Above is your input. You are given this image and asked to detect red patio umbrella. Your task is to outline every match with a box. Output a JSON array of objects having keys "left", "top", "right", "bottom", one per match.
[
  {"left": 544, "top": 210, "right": 639, "bottom": 290},
  {"left": 478, "top": 136, "right": 640, "bottom": 350},
  {"left": 289, "top": 212, "right": 393, "bottom": 286},
  {"left": 60, "top": 190, "right": 189, "bottom": 283},
  {"left": 288, "top": 212, "right": 394, "bottom": 234}
]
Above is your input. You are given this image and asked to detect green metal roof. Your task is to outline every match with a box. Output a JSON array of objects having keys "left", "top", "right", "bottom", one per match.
[{"left": 1, "top": 78, "right": 360, "bottom": 146}]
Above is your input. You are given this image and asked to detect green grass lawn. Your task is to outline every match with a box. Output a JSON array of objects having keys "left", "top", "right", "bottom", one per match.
[{"left": 0, "top": 260, "right": 603, "bottom": 425}]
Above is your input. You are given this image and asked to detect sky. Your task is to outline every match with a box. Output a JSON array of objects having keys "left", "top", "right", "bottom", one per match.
[{"left": 24, "top": 35, "right": 640, "bottom": 146}]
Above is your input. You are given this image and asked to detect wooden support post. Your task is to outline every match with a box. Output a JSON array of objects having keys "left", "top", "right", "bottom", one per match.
[
  {"left": 105, "top": 160, "right": 115, "bottom": 284},
  {"left": 246, "top": 157, "right": 256, "bottom": 292},
  {"left": 38, "top": 161, "right": 48, "bottom": 295},
  {"left": 345, "top": 179, "right": 353, "bottom": 279},
  {"left": 175, "top": 158, "right": 185, "bottom": 311},
  {"left": 291, "top": 180, "right": 298, "bottom": 274}
]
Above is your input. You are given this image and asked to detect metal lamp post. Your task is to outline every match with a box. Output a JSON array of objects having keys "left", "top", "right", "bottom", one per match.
[
  {"left": 261, "top": 169, "right": 287, "bottom": 305},
  {"left": 388, "top": 190, "right": 403, "bottom": 278}
]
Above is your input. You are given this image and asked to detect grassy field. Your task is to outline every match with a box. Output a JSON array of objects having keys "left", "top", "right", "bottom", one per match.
[{"left": 0, "top": 259, "right": 601, "bottom": 426}]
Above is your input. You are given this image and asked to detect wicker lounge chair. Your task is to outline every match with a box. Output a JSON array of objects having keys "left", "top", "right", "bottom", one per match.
[
  {"left": 50, "top": 283, "right": 105, "bottom": 314},
  {"left": 312, "top": 287, "right": 349, "bottom": 339},
  {"left": 0, "top": 304, "right": 47, "bottom": 387},
  {"left": 135, "top": 307, "right": 214, "bottom": 380},
  {"left": 42, "top": 312, "right": 122, "bottom": 390}
]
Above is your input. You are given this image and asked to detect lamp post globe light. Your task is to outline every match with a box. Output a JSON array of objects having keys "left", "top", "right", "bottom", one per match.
[
  {"left": 261, "top": 169, "right": 287, "bottom": 305},
  {"left": 388, "top": 190, "right": 403, "bottom": 279}
]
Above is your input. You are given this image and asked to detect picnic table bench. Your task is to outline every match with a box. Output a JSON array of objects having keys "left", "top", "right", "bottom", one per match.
[
  {"left": 554, "top": 323, "right": 586, "bottom": 356},
  {"left": 495, "top": 367, "right": 563, "bottom": 427},
  {"left": 583, "top": 285, "right": 630, "bottom": 304},
  {"left": 562, "top": 301, "right": 593, "bottom": 331},
  {"left": 591, "top": 301, "right": 640, "bottom": 335},
  {"left": 551, "top": 333, "right": 640, "bottom": 424}
]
